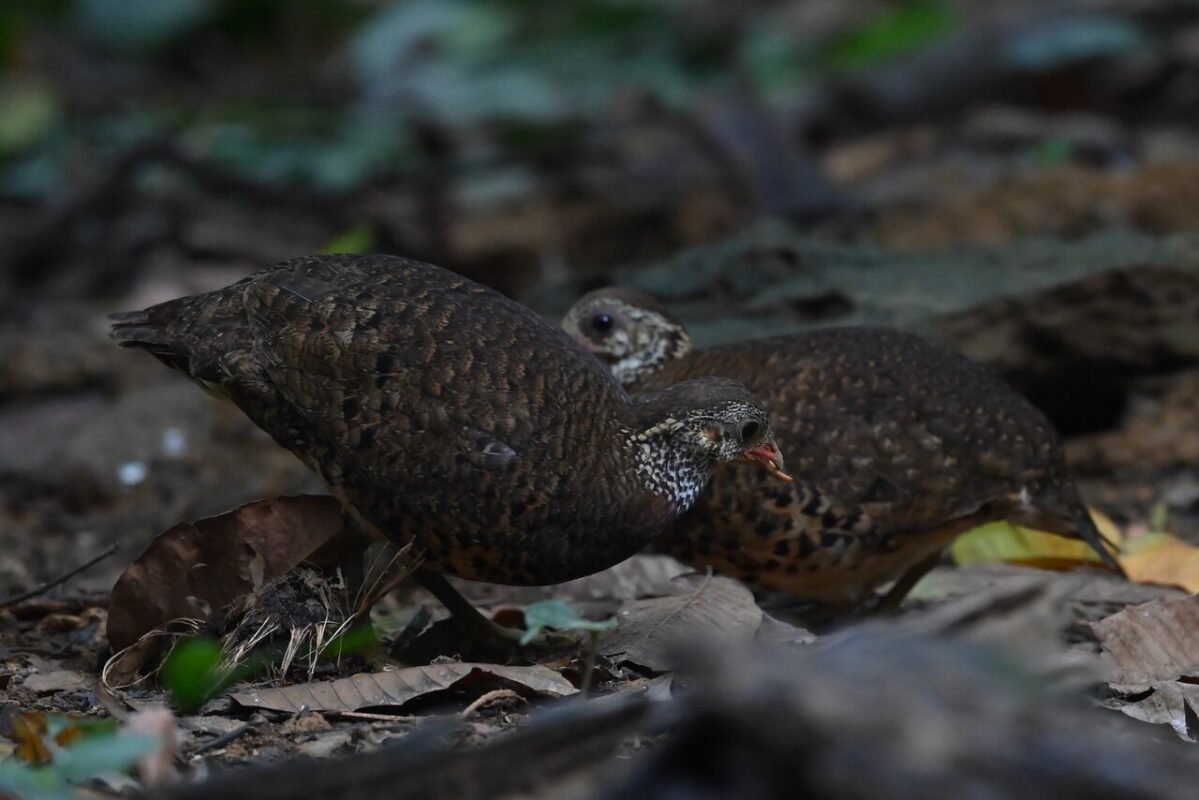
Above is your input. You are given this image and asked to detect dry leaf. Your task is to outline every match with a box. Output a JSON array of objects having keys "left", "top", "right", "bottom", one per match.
[
  {"left": 11, "top": 712, "right": 52, "bottom": 765},
  {"left": 1120, "top": 533, "right": 1199, "bottom": 593},
  {"left": 754, "top": 614, "right": 817, "bottom": 647},
  {"left": 1091, "top": 596, "right": 1199, "bottom": 685},
  {"left": 230, "top": 663, "right": 576, "bottom": 713},
  {"left": 1112, "top": 682, "right": 1199, "bottom": 740},
  {"left": 599, "top": 575, "right": 762, "bottom": 672},
  {"left": 20, "top": 669, "right": 87, "bottom": 695},
  {"left": 107, "top": 495, "right": 345, "bottom": 651}
]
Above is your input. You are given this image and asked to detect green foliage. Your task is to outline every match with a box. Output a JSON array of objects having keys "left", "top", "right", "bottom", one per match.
[
  {"left": 44, "top": 716, "right": 118, "bottom": 741},
  {"left": 0, "top": 730, "right": 159, "bottom": 800},
  {"left": 160, "top": 636, "right": 230, "bottom": 713},
  {"left": 0, "top": 2, "right": 70, "bottom": 64},
  {"left": 1003, "top": 14, "right": 1146, "bottom": 71},
  {"left": 520, "top": 599, "right": 616, "bottom": 645},
  {"left": 0, "top": 81, "right": 58, "bottom": 156},
  {"left": 73, "top": 0, "right": 215, "bottom": 54},
  {"left": 1029, "top": 138, "right": 1074, "bottom": 166},
  {"left": 319, "top": 620, "right": 378, "bottom": 657},
  {"left": 819, "top": 1, "right": 955, "bottom": 70},
  {"left": 347, "top": 0, "right": 724, "bottom": 126}
]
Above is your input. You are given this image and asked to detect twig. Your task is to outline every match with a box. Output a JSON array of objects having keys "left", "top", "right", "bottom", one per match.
[
  {"left": 329, "top": 710, "right": 420, "bottom": 724},
  {"left": 190, "top": 724, "right": 254, "bottom": 756},
  {"left": 460, "top": 689, "right": 524, "bottom": 718},
  {"left": 0, "top": 543, "right": 119, "bottom": 609}
]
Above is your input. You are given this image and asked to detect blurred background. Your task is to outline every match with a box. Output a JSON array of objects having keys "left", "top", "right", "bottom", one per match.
[{"left": 1, "top": 0, "right": 1197, "bottom": 596}]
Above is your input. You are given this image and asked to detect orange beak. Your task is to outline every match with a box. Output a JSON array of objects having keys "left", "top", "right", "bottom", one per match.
[{"left": 739, "top": 442, "right": 792, "bottom": 483}]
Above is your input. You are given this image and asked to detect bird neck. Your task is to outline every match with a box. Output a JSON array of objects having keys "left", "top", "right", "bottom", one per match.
[
  {"left": 612, "top": 325, "right": 692, "bottom": 387},
  {"left": 623, "top": 420, "right": 711, "bottom": 512}
]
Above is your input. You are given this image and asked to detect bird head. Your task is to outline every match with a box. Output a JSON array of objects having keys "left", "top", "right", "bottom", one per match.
[
  {"left": 563, "top": 288, "right": 692, "bottom": 387},
  {"left": 632, "top": 378, "right": 792, "bottom": 499}
]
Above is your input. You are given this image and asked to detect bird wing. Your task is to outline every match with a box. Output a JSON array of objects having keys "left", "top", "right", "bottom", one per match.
[{"left": 238, "top": 260, "right": 541, "bottom": 487}]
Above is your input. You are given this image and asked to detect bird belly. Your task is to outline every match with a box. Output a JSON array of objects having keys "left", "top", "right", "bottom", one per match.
[{"left": 662, "top": 501, "right": 980, "bottom": 608}]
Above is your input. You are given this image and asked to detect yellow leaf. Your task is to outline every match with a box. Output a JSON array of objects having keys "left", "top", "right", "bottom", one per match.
[
  {"left": 1119, "top": 533, "right": 1199, "bottom": 593},
  {"left": 950, "top": 509, "right": 1124, "bottom": 571},
  {"left": 1090, "top": 508, "right": 1125, "bottom": 550}
]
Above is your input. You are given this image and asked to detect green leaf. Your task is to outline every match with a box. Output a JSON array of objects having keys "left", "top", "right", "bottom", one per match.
[
  {"left": 52, "top": 732, "right": 161, "bottom": 783},
  {"left": 1003, "top": 15, "right": 1145, "bottom": 71},
  {"left": 320, "top": 621, "right": 378, "bottom": 657},
  {"left": 819, "top": 1, "right": 955, "bottom": 70},
  {"left": 520, "top": 599, "right": 616, "bottom": 645},
  {"left": 321, "top": 225, "right": 375, "bottom": 255},
  {"left": 45, "top": 715, "right": 118, "bottom": 740},
  {"left": 950, "top": 520, "right": 1111, "bottom": 567},
  {"left": 73, "top": 0, "right": 215, "bottom": 53},
  {"left": 0, "top": 730, "right": 160, "bottom": 800},
  {"left": 0, "top": 760, "right": 72, "bottom": 800},
  {"left": 160, "top": 636, "right": 226, "bottom": 713},
  {"left": 1029, "top": 138, "right": 1073, "bottom": 166},
  {"left": 0, "top": 81, "right": 59, "bottom": 156}
]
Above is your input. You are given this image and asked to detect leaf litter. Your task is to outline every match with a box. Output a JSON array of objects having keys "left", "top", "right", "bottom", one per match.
[{"left": 230, "top": 663, "right": 576, "bottom": 715}]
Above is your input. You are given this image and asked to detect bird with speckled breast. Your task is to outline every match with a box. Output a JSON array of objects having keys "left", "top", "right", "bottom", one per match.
[
  {"left": 109, "top": 255, "right": 791, "bottom": 640},
  {"left": 563, "top": 288, "right": 1122, "bottom": 613}
]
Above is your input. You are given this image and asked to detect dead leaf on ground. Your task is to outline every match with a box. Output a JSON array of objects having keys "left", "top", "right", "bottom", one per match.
[
  {"left": 1120, "top": 533, "right": 1199, "bottom": 593},
  {"left": 950, "top": 511, "right": 1199, "bottom": 596},
  {"left": 453, "top": 555, "right": 693, "bottom": 610},
  {"left": 754, "top": 614, "right": 817, "bottom": 648},
  {"left": 1109, "top": 682, "right": 1199, "bottom": 741},
  {"left": 1091, "top": 595, "right": 1199, "bottom": 685},
  {"left": 19, "top": 669, "right": 87, "bottom": 695},
  {"left": 599, "top": 575, "right": 763, "bottom": 672},
  {"left": 911, "top": 563, "right": 1184, "bottom": 622},
  {"left": 106, "top": 495, "right": 346, "bottom": 652},
  {"left": 230, "top": 663, "right": 576, "bottom": 714}
]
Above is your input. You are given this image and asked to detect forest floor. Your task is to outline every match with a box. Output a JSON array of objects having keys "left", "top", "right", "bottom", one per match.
[{"left": 2, "top": 2, "right": 1199, "bottom": 797}]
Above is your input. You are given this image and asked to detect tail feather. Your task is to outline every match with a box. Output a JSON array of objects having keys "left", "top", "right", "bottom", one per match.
[
  {"left": 108, "top": 286, "right": 248, "bottom": 382},
  {"left": 108, "top": 305, "right": 195, "bottom": 373}
]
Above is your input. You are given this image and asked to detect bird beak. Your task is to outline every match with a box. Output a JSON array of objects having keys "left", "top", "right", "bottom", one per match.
[{"left": 739, "top": 442, "right": 793, "bottom": 483}]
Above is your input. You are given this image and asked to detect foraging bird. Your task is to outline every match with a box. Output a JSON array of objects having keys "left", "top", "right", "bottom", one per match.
[
  {"left": 563, "top": 288, "right": 1121, "bottom": 611},
  {"left": 110, "top": 256, "right": 788, "bottom": 631}
]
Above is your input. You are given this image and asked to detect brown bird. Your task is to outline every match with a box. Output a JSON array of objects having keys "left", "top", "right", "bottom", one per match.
[
  {"left": 110, "top": 256, "right": 789, "bottom": 640},
  {"left": 563, "top": 288, "right": 1121, "bottom": 613}
]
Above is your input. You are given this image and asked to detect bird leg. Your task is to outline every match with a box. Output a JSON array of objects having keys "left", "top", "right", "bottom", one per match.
[
  {"left": 873, "top": 551, "right": 943, "bottom": 613},
  {"left": 414, "top": 569, "right": 577, "bottom": 657}
]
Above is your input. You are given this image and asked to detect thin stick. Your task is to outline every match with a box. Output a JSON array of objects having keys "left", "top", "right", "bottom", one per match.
[
  {"left": 329, "top": 710, "right": 419, "bottom": 723},
  {"left": 0, "top": 543, "right": 118, "bottom": 609},
  {"left": 189, "top": 724, "right": 254, "bottom": 756},
  {"left": 460, "top": 689, "right": 524, "bottom": 718}
]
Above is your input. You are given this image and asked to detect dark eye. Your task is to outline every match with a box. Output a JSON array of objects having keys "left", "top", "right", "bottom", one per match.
[
  {"left": 590, "top": 312, "right": 615, "bottom": 334},
  {"left": 740, "top": 421, "right": 761, "bottom": 442}
]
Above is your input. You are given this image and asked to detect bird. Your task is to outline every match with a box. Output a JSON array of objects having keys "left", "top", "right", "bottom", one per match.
[
  {"left": 109, "top": 255, "right": 790, "bottom": 642},
  {"left": 562, "top": 288, "right": 1121, "bottom": 613}
]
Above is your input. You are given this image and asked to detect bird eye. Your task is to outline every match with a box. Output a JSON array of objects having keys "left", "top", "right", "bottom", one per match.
[
  {"left": 590, "top": 312, "right": 615, "bottom": 335},
  {"left": 740, "top": 420, "right": 761, "bottom": 442}
]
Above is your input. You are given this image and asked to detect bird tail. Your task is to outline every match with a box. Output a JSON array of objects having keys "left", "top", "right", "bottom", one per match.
[
  {"left": 108, "top": 304, "right": 195, "bottom": 373},
  {"left": 109, "top": 286, "right": 247, "bottom": 391}
]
